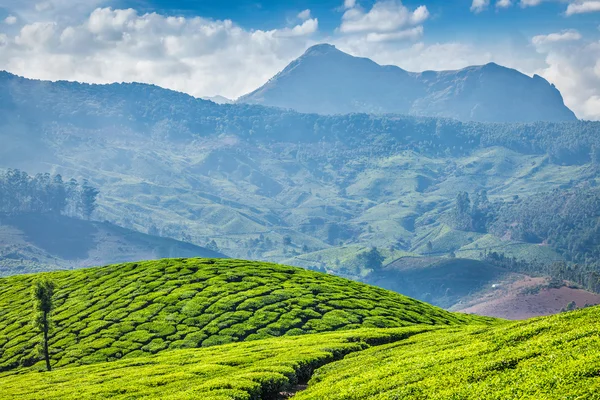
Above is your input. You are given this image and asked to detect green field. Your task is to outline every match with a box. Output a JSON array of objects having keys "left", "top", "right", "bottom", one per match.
[{"left": 0, "top": 258, "right": 487, "bottom": 372}]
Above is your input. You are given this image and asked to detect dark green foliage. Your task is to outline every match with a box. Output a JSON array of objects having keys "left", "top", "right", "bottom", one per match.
[
  {"left": 0, "top": 258, "right": 489, "bottom": 372},
  {"left": 355, "top": 247, "right": 384, "bottom": 271},
  {"left": 31, "top": 278, "right": 55, "bottom": 371},
  {"left": 0, "top": 169, "right": 98, "bottom": 219},
  {"left": 450, "top": 190, "right": 492, "bottom": 232},
  {"left": 475, "top": 185, "right": 600, "bottom": 292}
]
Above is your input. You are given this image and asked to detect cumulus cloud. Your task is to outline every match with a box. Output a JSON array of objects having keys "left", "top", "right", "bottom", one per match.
[
  {"left": 471, "top": 0, "right": 490, "bottom": 13},
  {"left": 0, "top": 7, "right": 319, "bottom": 98},
  {"left": 297, "top": 9, "right": 311, "bottom": 21},
  {"left": 339, "top": 0, "right": 429, "bottom": 34},
  {"left": 532, "top": 29, "right": 582, "bottom": 46},
  {"left": 566, "top": 1, "right": 600, "bottom": 15},
  {"left": 496, "top": 0, "right": 513, "bottom": 8},
  {"left": 276, "top": 18, "right": 318, "bottom": 37},
  {"left": 532, "top": 32, "right": 600, "bottom": 120},
  {"left": 4, "top": 15, "right": 18, "bottom": 25},
  {"left": 344, "top": 0, "right": 357, "bottom": 10}
]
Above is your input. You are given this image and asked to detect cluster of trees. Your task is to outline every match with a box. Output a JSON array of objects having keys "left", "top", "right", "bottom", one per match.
[
  {"left": 450, "top": 186, "right": 600, "bottom": 293},
  {"left": 484, "top": 251, "right": 600, "bottom": 294},
  {"left": 451, "top": 185, "right": 600, "bottom": 265},
  {"left": 0, "top": 169, "right": 99, "bottom": 219},
  {"left": 450, "top": 190, "right": 494, "bottom": 233},
  {"left": 351, "top": 247, "right": 385, "bottom": 272},
  {"left": 489, "top": 185, "right": 600, "bottom": 264}
]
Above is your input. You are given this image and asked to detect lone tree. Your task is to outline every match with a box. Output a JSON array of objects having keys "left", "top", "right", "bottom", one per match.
[{"left": 32, "top": 278, "right": 56, "bottom": 371}]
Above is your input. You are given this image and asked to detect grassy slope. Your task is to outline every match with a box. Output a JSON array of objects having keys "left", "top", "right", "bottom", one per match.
[
  {"left": 0, "top": 327, "right": 435, "bottom": 400},
  {"left": 0, "top": 258, "right": 488, "bottom": 372},
  {"left": 297, "top": 306, "right": 600, "bottom": 399}
]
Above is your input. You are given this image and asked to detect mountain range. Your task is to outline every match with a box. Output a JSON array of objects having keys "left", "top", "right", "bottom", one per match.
[
  {"left": 0, "top": 47, "right": 598, "bottom": 316},
  {"left": 239, "top": 44, "right": 577, "bottom": 123}
]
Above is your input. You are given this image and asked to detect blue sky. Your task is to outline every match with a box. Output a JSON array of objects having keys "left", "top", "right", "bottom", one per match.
[
  {"left": 118, "top": 0, "right": 596, "bottom": 39},
  {"left": 0, "top": 0, "right": 598, "bottom": 119}
]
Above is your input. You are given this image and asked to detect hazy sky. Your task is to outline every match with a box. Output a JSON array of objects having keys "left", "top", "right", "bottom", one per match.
[{"left": 0, "top": 0, "right": 598, "bottom": 119}]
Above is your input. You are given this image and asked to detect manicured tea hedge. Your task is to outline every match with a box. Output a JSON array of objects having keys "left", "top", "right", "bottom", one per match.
[
  {"left": 296, "top": 305, "right": 600, "bottom": 399},
  {"left": 0, "top": 327, "right": 433, "bottom": 400},
  {"left": 0, "top": 258, "right": 489, "bottom": 372}
]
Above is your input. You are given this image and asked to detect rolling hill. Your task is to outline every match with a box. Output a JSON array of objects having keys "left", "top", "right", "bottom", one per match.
[
  {"left": 238, "top": 44, "right": 577, "bottom": 122},
  {"left": 0, "top": 213, "right": 225, "bottom": 277},
  {"left": 0, "top": 259, "right": 597, "bottom": 399},
  {"left": 0, "top": 258, "right": 488, "bottom": 373}
]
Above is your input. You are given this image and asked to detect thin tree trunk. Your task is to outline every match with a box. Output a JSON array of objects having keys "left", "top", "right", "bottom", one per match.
[{"left": 43, "top": 311, "right": 51, "bottom": 371}]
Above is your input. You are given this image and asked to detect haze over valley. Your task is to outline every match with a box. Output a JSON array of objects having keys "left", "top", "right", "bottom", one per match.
[{"left": 1, "top": 1, "right": 600, "bottom": 398}]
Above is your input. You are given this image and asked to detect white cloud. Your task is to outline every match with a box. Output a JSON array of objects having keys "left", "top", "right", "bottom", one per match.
[
  {"left": 519, "top": 0, "right": 544, "bottom": 7},
  {"left": 15, "top": 22, "right": 58, "bottom": 49},
  {"left": 344, "top": 0, "right": 357, "bottom": 9},
  {"left": 411, "top": 5, "right": 430, "bottom": 24},
  {"left": 339, "top": 1, "right": 429, "bottom": 34},
  {"left": 4, "top": 15, "right": 18, "bottom": 25},
  {"left": 496, "top": 0, "right": 512, "bottom": 8},
  {"left": 297, "top": 9, "right": 311, "bottom": 21},
  {"left": 471, "top": 0, "right": 490, "bottom": 13},
  {"left": 276, "top": 18, "right": 318, "bottom": 37},
  {"left": 365, "top": 26, "right": 423, "bottom": 42},
  {"left": 532, "top": 33, "right": 600, "bottom": 120},
  {"left": 566, "top": 1, "right": 600, "bottom": 15},
  {"left": 0, "top": 7, "right": 319, "bottom": 98},
  {"left": 532, "top": 29, "right": 582, "bottom": 46}
]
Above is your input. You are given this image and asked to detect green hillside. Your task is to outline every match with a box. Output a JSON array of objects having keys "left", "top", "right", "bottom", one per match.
[
  {"left": 0, "top": 327, "right": 433, "bottom": 400},
  {"left": 297, "top": 306, "right": 600, "bottom": 399},
  {"left": 0, "top": 258, "right": 487, "bottom": 372},
  {"left": 1, "top": 306, "right": 598, "bottom": 399}
]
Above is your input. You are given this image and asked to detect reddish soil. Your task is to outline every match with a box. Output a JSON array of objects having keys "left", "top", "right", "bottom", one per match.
[{"left": 454, "top": 276, "right": 600, "bottom": 320}]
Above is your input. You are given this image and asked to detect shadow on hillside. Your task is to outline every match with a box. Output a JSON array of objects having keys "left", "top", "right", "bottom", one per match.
[
  {"left": 369, "top": 257, "right": 509, "bottom": 309},
  {"left": 1, "top": 213, "right": 97, "bottom": 260}
]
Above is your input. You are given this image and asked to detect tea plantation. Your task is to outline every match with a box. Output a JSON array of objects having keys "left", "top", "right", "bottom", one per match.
[
  {"left": 1, "top": 307, "right": 599, "bottom": 399},
  {"left": 0, "top": 258, "right": 488, "bottom": 372},
  {"left": 0, "top": 327, "right": 434, "bottom": 399},
  {"left": 296, "top": 305, "right": 600, "bottom": 399}
]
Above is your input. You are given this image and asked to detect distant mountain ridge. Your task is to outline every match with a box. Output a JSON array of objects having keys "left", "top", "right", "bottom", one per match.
[
  {"left": 238, "top": 43, "right": 577, "bottom": 123},
  {"left": 0, "top": 213, "right": 226, "bottom": 276}
]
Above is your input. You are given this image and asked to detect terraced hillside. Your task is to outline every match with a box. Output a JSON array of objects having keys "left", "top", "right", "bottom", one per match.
[
  {"left": 0, "top": 258, "right": 487, "bottom": 372},
  {"left": 0, "top": 327, "right": 434, "bottom": 400},
  {"left": 296, "top": 306, "right": 600, "bottom": 399},
  {"left": 1, "top": 306, "right": 597, "bottom": 399}
]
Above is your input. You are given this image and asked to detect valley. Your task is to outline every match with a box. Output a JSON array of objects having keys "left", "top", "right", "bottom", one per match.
[
  {"left": 0, "top": 1, "right": 598, "bottom": 398},
  {"left": 1, "top": 65, "right": 600, "bottom": 317}
]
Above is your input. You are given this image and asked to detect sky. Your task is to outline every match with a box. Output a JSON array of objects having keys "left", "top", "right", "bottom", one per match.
[{"left": 0, "top": 0, "right": 598, "bottom": 119}]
